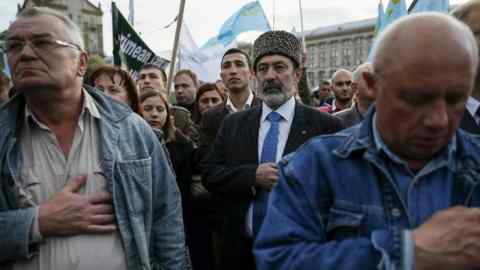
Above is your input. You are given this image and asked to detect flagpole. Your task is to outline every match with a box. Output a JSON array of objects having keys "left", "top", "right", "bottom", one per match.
[
  {"left": 408, "top": 0, "right": 419, "bottom": 12},
  {"left": 298, "top": 0, "right": 306, "bottom": 53},
  {"left": 128, "top": 0, "right": 134, "bottom": 25},
  {"left": 167, "top": 0, "right": 186, "bottom": 95},
  {"left": 272, "top": 0, "right": 276, "bottom": 30}
]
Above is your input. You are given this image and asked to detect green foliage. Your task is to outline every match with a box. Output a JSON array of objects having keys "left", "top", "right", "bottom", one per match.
[
  {"left": 85, "top": 54, "right": 106, "bottom": 80},
  {"left": 298, "top": 67, "right": 312, "bottom": 106}
]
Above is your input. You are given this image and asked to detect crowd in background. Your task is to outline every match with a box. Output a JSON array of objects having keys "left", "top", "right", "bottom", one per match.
[{"left": 4, "top": 1, "right": 480, "bottom": 269}]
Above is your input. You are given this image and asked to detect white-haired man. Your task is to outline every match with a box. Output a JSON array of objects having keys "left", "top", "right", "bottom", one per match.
[{"left": 0, "top": 7, "right": 185, "bottom": 270}]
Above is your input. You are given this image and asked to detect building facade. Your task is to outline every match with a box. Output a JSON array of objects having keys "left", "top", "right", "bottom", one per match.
[
  {"left": 302, "top": 18, "right": 376, "bottom": 89},
  {"left": 19, "top": 0, "right": 104, "bottom": 56}
]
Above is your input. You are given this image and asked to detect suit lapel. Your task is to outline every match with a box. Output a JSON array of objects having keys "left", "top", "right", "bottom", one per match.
[{"left": 284, "top": 103, "right": 309, "bottom": 155}]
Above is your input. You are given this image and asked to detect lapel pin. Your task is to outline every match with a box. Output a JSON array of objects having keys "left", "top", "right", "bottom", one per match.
[{"left": 301, "top": 130, "right": 307, "bottom": 135}]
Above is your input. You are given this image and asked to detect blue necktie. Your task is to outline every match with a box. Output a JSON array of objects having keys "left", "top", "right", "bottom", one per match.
[{"left": 252, "top": 111, "right": 282, "bottom": 238}]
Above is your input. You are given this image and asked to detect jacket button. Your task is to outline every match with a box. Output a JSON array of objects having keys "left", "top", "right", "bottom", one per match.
[{"left": 391, "top": 208, "right": 401, "bottom": 217}]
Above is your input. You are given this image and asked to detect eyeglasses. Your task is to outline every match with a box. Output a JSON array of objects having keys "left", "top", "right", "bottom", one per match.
[{"left": 3, "top": 37, "right": 82, "bottom": 55}]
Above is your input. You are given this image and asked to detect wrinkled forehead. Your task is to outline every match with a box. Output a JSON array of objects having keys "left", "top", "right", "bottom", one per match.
[
  {"left": 256, "top": 54, "right": 293, "bottom": 66},
  {"left": 7, "top": 15, "right": 68, "bottom": 40}
]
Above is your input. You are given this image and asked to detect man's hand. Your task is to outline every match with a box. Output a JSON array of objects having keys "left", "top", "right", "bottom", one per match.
[
  {"left": 38, "top": 175, "right": 116, "bottom": 238},
  {"left": 255, "top": 163, "right": 278, "bottom": 191},
  {"left": 413, "top": 206, "right": 480, "bottom": 270}
]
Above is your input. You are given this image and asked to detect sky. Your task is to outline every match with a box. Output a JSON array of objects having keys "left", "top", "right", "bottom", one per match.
[{"left": 0, "top": 0, "right": 468, "bottom": 57}]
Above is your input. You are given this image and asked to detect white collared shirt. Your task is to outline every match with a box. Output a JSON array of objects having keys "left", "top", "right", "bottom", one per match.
[
  {"left": 14, "top": 90, "right": 127, "bottom": 270},
  {"left": 257, "top": 97, "right": 296, "bottom": 162},
  {"left": 226, "top": 90, "right": 255, "bottom": 113},
  {"left": 466, "top": 97, "right": 480, "bottom": 125},
  {"left": 246, "top": 97, "right": 296, "bottom": 237}
]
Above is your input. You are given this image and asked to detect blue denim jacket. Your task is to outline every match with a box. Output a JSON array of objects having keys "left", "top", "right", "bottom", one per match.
[
  {"left": 0, "top": 87, "right": 186, "bottom": 270},
  {"left": 254, "top": 108, "right": 480, "bottom": 270}
]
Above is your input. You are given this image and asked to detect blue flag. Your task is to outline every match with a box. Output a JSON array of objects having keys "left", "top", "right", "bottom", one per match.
[
  {"left": 368, "top": 1, "right": 387, "bottom": 61},
  {"left": 1, "top": 52, "right": 10, "bottom": 78},
  {"left": 374, "top": 1, "right": 386, "bottom": 37},
  {"left": 368, "top": 0, "right": 407, "bottom": 61},
  {"left": 410, "top": 0, "right": 449, "bottom": 13},
  {"left": 384, "top": 0, "right": 407, "bottom": 26},
  {"left": 216, "top": 1, "right": 271, "bottom": 46}
]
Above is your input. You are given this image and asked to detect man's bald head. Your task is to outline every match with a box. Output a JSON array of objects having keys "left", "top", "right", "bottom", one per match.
[
  {"left": 330, "top": 68, "right": 354, "bottom": 105},
  {"left": 372, "top": 13, "right": 478, "bottom": 82},
  {"left": 368, "top": 13, "right": 479, "bottom": 169},
  {"left": 331, "top": 69, "right": 352, "bottom": 83}
]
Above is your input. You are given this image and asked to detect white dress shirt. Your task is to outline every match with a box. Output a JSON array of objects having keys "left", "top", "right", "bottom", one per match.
[
  {"left": 246, "top": 97, "right": 296, "bottom": 236},
  {"left": 466, "top": 97, "right": 480, "bottom": 125},
  {"left": 257, "top": 97, "right": 296, "bottom": 162},
  {"left": 226, "top": 90, "right": 255, "bottom": 113}
]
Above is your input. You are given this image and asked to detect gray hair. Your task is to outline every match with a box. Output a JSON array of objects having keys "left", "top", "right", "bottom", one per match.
[
  {"left": 352, "top": 63, "right": 373, "bottom": 82},
  {"left": 16, "top": 7, "right": 85, "bottom": 51},
  {"left": 451, "top": 0, "right": 480, "bottom": 22}
]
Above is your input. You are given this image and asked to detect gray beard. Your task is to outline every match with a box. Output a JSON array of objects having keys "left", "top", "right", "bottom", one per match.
[{"left": 263, "top": 91, "right": 290, "bottom": 110}]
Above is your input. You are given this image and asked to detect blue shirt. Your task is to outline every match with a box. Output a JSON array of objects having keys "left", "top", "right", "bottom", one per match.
[
  {"left": 253, "top": 107, "right": 480, "bottom": 270},
  {"left": 372, "top": 113, "right": 457, "bottom": 269}
]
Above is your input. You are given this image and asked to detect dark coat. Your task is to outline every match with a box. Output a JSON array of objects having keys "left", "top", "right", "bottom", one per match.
[
  {"left": 333, "top": 103, "right": 364, "bottom": 129},
  {"left": 199, "top": 97, "right": 262, "bottom": 147},
  {"left": 460, "top": 110, "right": 480, "bottom": 135},
  {"left": 201, "top": 102, "right": 344, "bottom": 270}
]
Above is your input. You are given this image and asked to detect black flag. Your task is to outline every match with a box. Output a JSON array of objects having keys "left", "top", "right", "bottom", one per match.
[{"left": 112, "top": 2, "right": 169, "bottom": 79}]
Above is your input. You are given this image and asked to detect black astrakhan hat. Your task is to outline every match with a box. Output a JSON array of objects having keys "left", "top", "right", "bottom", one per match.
[{"left": 253, "top": 30, "right": 302, "bottom": 69}]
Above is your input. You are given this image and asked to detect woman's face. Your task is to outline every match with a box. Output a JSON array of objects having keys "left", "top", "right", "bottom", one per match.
[
  {"left": 94, "top": 73, "right": 131, "bottom": 106},
  {"left": 142, "top": 96, "right": 168, "bottom": 130},
  {"left": 198, "top": 90, "right": 223, "bottom": 115}
]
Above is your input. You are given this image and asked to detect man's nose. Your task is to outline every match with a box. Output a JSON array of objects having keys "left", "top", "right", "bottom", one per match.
[
  {"left": 18, "top": 42, "right": 37, "bottom": 60},
  {"left": 424, "top": 101, "right": 448, "bottom": 129},
  {"left": 264, "top": 67, "right": 277, "bottom": 80}
]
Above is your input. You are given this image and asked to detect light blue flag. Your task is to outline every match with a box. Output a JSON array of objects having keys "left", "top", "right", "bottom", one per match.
[
  {"left": 216, "top": 1, "right": 271, "bottom": 46},
  {"left": 1, "top": 52, "right": 10, "bottom": 78},
  {"left": 384, "top": 0, "right": 407, "bottom": 26},
  {"left": 410, "top": 0, "right": 449, "bottom": 14},
  {"left": 368, "top": 1, "right": 387, "bottom": 61},
  {"left": 368, "top": 0, "right": 407, "bottom": 61},
  {"left": 374, "top": 1, "right": 386, "bottom": 37}
]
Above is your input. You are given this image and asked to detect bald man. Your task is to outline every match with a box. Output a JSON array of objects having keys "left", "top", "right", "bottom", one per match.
[
  {"left": 320, "top": 69, "right": 354, "bottom": 113},
  {"left": 254, "top": 13, "right": 480, "bottom": 270},
  {"left": 334, "top": 63, "right": 375, "bottom": 128}
]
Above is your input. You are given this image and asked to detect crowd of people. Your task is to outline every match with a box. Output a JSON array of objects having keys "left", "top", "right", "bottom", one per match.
[{"left": 2, "top": 1, "right": 480, "bottom": 270}]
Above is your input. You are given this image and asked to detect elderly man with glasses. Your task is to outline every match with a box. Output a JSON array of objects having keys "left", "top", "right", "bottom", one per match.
[{"left": 0, "top": 7, "right": 186, "bottom": 270}]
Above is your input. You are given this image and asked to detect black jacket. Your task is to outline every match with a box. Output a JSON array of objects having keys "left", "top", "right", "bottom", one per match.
[{"left": 201, "top": 102, "right": 344, "bottom": 270}]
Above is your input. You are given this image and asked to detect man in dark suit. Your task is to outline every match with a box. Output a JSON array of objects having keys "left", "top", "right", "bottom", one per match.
[
  {"left": 200, "top": 48, "right": 261, "bottom": 146},
  {"left": 202, "top": 30, "right": 344, "bottom": 270},
  {"left": 452, "top": 0, "right": 480, "bottom": 134}
]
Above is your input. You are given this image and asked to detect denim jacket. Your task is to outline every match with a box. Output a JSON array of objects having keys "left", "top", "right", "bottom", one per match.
[
  {"left": 254, "top": 108, "right": 480, "bottom": 270},
  {"left": 0, "top": 87, "right": 185, "bottom": 270}
]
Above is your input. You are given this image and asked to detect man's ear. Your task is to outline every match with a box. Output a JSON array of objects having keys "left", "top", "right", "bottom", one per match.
[
  {"left": 362, "top": 71, "right": 378, "bottom": 96},
  {"left": 77, "top": 51, "right": 89, "bottom": 77},
  {"left": 293, "top": 67, "right": 302, "bottom": 84}
]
